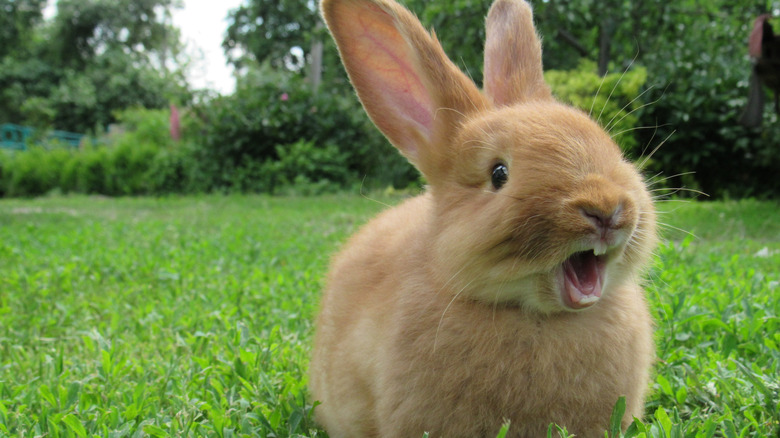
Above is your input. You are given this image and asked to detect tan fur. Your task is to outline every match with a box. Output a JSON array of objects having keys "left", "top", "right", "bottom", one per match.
[{"left": 311, "top": 0, "right": 657, "bottom": 436}]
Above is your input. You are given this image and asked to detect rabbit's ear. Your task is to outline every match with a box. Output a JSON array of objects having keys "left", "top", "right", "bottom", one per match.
[
  {"left": 484, "top": 0, "right": 552, "bottom": 106},
  {"left": 321, "top": 0, "right": 487, "bottom": 179}
]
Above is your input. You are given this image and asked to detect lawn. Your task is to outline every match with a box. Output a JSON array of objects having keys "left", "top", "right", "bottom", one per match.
[{"left": 0, "top": 195, "right": 777, "bottom": 437}]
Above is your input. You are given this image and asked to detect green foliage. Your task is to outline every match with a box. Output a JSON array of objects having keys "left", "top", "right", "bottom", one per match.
[
  {"left": 69, "top": 145, "right": 110, "bottom": 194},
  {"left": 0, "top": 108, "right": 189, "bottom": 196},
  {"left": 112, "top": 107, "right": 173, "bottom": 151},
  {"left": 0, "top": 0, "right": 46, "bottom": 59},
  {"left": 0, "top": 196, "right": 777, "bottom": 436},
  {"left": 1, "top": 147, "right": 70, "bottom": 196},
  {"left": 636, "top": 9, "right": 780, "bottom": 198},
  {"left": 48, "top": 0, "right": 180, "bottom": 69},
  {"left": 0, "top": 95, "right": 417, "bottom": 197},
  {"left": 385, "top": 0, "right": 780, "bottom": 198},
  {"left": 145, "top": 141, "right": 205, "bottom": 194},
  {"left": 545, "top": 60, "right": 647, "bottom": 154},
  {"left": 402, "top": 0, "right": 490, "bottom": 85},
  {"left": 263, "top": 140, "right": 354, "bottom": 195},
  {"left": 190, "top": 63, "right": 415, "bottom": 193},
  {"left": 0, "top": 0, "right": 189, "bottom": 133},
  {"left": 223, "top": 0, "right": 321, "bottom": 71}
]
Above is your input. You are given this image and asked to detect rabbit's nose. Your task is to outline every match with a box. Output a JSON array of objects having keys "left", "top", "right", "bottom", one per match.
[{"left": 580, "top": 204, "right": 622, "bottom": 232}]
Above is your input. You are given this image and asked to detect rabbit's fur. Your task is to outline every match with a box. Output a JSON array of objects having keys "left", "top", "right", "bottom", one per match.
[{"left": 310, "top": 0, "right": 657, "bottom": 436}]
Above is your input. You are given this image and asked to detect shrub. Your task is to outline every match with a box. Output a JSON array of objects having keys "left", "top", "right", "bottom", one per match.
[
  {"left": 0, "top": 107, "right": 189, "bottom": 197},
  {"left": 0, "top": 70, "right": 423, "bottom": 198},
  {"left": 112, "top": 107, "right": 173, "bottom": 148},
  {"left": 267, "top": 139, "right": 356, "bottom": 194},
  {"left": 0, "top": 151, "right": 6, "bottom": 197},
  {"left": 74, "top": 145, "right": 111, "bottom": 195},
  {"left": 635, "top": 20, "right": 780, "bottom": 199},
  {"left": 103, "top": 141, "right": 157, "bottom": 195},
  {"left": 145, "top": 141, "right": 203, "bottom": 194},
  {"left": 1, "top": 146, "right": 73, "bottom": 197},
  {"left": 189, "top": 63, "right": 416, "bottom": 192},
  {"left": 58, "top": 149, "right": 81, "bottom": 193}
]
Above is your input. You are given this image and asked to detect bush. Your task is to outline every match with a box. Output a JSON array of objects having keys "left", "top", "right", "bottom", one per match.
[
  {"left": 112, "top": 107, "right": 173, "bottom": 148},
  {"left": 77, "top": 146, "right": 111, "bottom": 194},
  {"left": 0, "top": 107, "right": 189, "bottom": 197},
  {"left": 188, "top": 63, "right": 416, "bottom": 192},
  {"left": 635, "top": 20, "right": 780, "bottom": 199},
  {"left": 0, "top": 69, "right": 428, "bottom": 198},
  {"left": 145, "top": 141, "right": 201, "bottom": 194},
  {"left": 268, "top": 139, "right": 356, "bottom": 194},
  {"left": 0, "top": 152, "right": 5, "bottom": 197},
  {"left": 1, "top": 147, "right": 73, "bottom": 197},
  {"left": 104, "top": 141, "right": 158, "bottom": 195}
]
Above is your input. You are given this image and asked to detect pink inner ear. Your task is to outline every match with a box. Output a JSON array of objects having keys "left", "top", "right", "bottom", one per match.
[{"left": 338, "top": 3, "right": 435, "bottom": 157}]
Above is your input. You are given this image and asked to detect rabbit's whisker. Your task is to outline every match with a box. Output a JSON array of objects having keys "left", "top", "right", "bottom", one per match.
[
  {"left": 460, "top": 55, "right": 476, "bottom": 86},
  {"left": 637, "top": 130, "right": 676, "bottom": 170},
  {"left": 589, "top": 68, "right": 609, "bottom": 118},
  {"left": 435, "top": 106, "right": 468, "bottom": 121},
  {"left": 463, "top": 139, "right": 499, "bottom": 151},
  {"left": 653, "top": 199, "right": 693, "bottom": 207},
  {"left": 647, "top": 171, "right": 697, "bottom": 186},
  {"left": 597, "top": 50, "right": 639, "bottom": 125},
  {"left": 612, "top": 124, "right": 672, "bottom": 139},
  {"left": 434, "top": 275, "right": 477, "bottom": 353},
  {"left": 606, "top": 80, "right": 666, "bottom": 136},
  {"left": 359, "top": 175, "right": 394, "bottom": 208},
  {"left": 650, "top": 187, "right": 709, "bottom": 198},
  {"left": 638, "top": 124, "right": 661, "bottom": 164},
  {"left": 656, "top": 221, "right": 698, "bottom": 239},
  {"left": 604, "top": 85, "right": 656, "bottom": 133}
]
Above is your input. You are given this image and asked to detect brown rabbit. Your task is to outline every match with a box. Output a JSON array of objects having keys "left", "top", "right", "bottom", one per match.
[{"left": 310, "top": 0, "right": 657, "bottom": 436}]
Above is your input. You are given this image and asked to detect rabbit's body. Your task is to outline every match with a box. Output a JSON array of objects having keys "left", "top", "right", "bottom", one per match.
[
  {"left": 312, "top": 243, "right": 653, "bottom": 436},
  {"left": 311, "top": 0, "right": 658, "bottom": 436}
]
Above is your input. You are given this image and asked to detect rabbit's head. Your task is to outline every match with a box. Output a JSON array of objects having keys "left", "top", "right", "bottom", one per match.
[{"left": 322, "top": 0, "right": 657, "bottom": 313}]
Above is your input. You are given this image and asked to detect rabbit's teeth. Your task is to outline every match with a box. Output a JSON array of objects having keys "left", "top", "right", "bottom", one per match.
[
  {"left": 593, "top": 242, "right": 608, "bottom": 256},
  {"left": 578, "top": 295, "right": 601, "bottom": 305}
]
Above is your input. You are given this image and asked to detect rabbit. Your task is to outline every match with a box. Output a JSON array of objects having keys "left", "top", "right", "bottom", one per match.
[{"left": 309, "top": 0, "right": 658, "bottom": 436}]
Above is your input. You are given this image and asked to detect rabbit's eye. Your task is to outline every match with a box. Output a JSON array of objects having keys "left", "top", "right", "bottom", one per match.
[{"left": 491, "top": 163, "right": 508, "bottom": 189}]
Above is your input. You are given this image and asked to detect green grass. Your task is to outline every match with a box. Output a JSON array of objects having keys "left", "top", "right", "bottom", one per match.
[{"left": 0, "top": 195, "right": 777, "bottom": 437}]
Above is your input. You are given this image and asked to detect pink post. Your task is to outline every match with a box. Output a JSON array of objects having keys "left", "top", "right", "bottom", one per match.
[{"left": 169, "top": 104, "right": 181, "bottom": 142}]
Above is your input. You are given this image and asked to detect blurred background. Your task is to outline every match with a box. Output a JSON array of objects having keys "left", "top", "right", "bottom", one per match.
[{"left": 1, "top": 0, "right": 778, "bottom": 199}]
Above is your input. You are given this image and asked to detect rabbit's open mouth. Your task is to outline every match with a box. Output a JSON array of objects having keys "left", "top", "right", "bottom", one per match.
[{"left": 561, "top": 250, "right": 607, "bottom": 310}]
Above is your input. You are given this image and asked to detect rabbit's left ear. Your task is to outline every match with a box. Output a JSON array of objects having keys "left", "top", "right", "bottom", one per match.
[
  {"left": 321, "top": 0, "right": 489, "bottom": 182},
  {"left": 483, "top": 0, "right": 552, "bottom": 106}
]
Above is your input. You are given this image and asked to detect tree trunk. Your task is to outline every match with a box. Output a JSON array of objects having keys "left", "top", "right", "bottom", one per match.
[
  {"left": 598, "top": 18, "right": 615, "bottom": 76},
  {"left": 309, "top": 24, "right": 324, "bottom": 93}
]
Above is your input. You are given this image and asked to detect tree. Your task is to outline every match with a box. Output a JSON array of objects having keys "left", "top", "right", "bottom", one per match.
[
  {"left": 0, "top": 0, "right": 46, "bottom": 59},
  {"left": 223, "top": 0, "right": 321, "bottom": 71},
  {"left": 0, "top": 0, "right": 190, "bottom": 133},
  {"left": 47, "top": 0, "right": 183, "bottom": 69}
]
